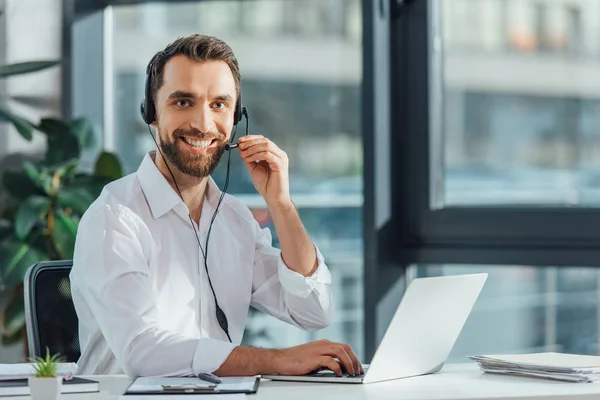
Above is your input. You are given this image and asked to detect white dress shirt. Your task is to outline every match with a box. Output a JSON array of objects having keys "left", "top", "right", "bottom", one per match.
[{"left": 70, "top": 151, "right": 332, "bottom": 378}]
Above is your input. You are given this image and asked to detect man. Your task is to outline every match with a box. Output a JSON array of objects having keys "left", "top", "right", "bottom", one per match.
[{"left": 70, "top": 34, "right": 363, "bottom": 378}]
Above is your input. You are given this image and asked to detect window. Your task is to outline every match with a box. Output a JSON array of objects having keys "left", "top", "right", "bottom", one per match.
[
  {"left": 108, "top": 0, "right": 364, "bottom": 358},
  {"left": 436, "top": 0, "right": 600, "bottom": 207},
  {"left": 373, "top": 0, "right": 600, "bottom": 361},
  {"left": 413, "top": 265, "right": 600, "bottom": 360}
]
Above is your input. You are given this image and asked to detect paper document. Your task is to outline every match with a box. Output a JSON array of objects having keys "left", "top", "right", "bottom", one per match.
[
  {"left": 0, "top": 363, "right": 77, "bottom": 381},
  {"left": 469, "top": 352, "right": 600, "bottom": 383},
  {"left": 120, "top": 395, "right": 245, "bottom": 400},
  {"left": 126, "top": 376, "right": 258, "bottom": 395}
]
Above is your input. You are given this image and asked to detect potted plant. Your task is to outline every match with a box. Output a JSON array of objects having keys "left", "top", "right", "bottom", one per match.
[
  {"left": 28, "top": 347, "right": 64, "bottom": 400},
  {"left": 0, "top": 60, "right": 124, "bottom": 356}
]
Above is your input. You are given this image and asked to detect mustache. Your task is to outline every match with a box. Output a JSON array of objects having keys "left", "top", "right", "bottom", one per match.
[{"left": 173, "top": 128, "right": 222, "bottom": 141}]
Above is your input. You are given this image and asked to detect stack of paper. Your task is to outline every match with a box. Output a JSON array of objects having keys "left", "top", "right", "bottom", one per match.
[
  {"left": 0, "top": 363, "right": 78, "bottom": 381},
  {"left": 468, "top": 352, "right": 600, "bottom": 383}
]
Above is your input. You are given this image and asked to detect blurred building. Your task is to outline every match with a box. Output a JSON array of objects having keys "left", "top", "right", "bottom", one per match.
[
  {"left": 438, "top": 0, "right": 600, "bottom": 361},
  {"left": 441, "top": 0, "right": 600, "bottom": 206}
]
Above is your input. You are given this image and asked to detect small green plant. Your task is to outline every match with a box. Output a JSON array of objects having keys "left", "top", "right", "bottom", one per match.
[{"left": 30, "top": 347, "right": 64, "bottom": 378}]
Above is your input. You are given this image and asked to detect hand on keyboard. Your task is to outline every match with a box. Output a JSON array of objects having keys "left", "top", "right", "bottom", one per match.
[
  {"left": 273, "top": 339, "right": 364, "bottom": 377},
  {"left": 307, "top": 367, "right": 366, "bottom": 378}
]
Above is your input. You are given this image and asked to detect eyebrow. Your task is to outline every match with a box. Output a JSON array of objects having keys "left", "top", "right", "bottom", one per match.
[
  {"left": 166, "top": 91, "right": 235, "bottom": 103},
  {"left": 166, "top": 91, "right": 196, "bottom": 100}
]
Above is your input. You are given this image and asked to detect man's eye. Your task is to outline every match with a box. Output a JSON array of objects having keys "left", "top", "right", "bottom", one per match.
[
  {"left": 214, "top": 102, "right": 225, "bottom": 109},
  {"left": 176, "top": 99, "right": 190, "bottom": 107}
]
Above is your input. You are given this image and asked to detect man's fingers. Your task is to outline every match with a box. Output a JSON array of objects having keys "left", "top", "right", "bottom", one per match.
[
  {"left": 239, "top": 134, "right": 264, "bottom": 142},
  {"left": 237, "top": 136, "right": 269, "bottom": 150},
  {"left": 343, "top": 344, "right": 363, "bottom": 374},
  {"left": 243, "top": 151, "right": 285, "bottom": 171},
  {"left": 240, "top": 142, "right": 282, "bottom": 159},
  {"left": 319, "top": 356, "right": 342, "bottom": 377},
  {"left": 315, "top": 344, "right": 353, "bottom": 376},
  {"left": 332, "top": 345, "right": 356, "bottom": 375}
]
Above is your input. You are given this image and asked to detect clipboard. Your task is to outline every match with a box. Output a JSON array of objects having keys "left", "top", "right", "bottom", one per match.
[{"left": 123, "top": 376, "right": 260, "bottom": 395}]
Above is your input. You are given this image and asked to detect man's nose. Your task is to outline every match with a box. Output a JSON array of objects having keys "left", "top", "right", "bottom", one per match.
[{"left": 190, "top": 104, "right": 215, "bottom": 134}]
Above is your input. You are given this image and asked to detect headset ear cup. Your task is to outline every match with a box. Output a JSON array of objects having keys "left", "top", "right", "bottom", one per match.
[
  {"left": 233, "top": 104, "right": 240, "bottom": 125},
  {"left": 142, "top": 61, "right": 156, "bottom": 124},
  {"left": 140, "top": 101, "right": 148, "bottom": 124},
  {"left": 234, "top": 93, "right": 243, "bottom": 125},
  {"left": 147, "top": 102, "right": 155, "bottom": 124}
]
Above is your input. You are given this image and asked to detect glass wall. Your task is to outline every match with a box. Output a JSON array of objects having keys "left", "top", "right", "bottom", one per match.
[
  {"left": 413, "top": 264, "right": 600, "bottom": 361},
  {"left": 109, "top": 0, "right": 364, "bottom": 357},
  {"left": 422, "top": 0, "right": 600, "bottom": 362},
  {"left": 434, "top": 0, "right": 600, "bottom": 207}
]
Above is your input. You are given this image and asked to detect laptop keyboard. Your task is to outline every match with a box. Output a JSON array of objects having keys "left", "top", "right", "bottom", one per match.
[{"left": 306, "top": 368, "right": 368, "bottom": 379}]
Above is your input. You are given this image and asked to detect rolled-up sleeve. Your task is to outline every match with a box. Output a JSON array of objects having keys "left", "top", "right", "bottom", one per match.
[
  {"left": 71, "top": 204, "right": 236, "bottom": 378},
  {"left": 249, "top": 221, "right": 333, "bottom": 330}
]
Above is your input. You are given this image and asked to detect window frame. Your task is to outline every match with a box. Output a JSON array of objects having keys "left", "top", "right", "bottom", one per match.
[{"left": 390, "top": 0, "right": 600, "bottom": 269}]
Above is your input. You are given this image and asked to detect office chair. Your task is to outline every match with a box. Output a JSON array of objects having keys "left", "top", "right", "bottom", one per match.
[{"left": 24, "top": 260, "right": 80, "bottom": 362}]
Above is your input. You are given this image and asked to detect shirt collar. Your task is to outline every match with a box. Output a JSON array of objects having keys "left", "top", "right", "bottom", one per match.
[{"left": 137, "top": 151, "right": 222, "bottom": 220}]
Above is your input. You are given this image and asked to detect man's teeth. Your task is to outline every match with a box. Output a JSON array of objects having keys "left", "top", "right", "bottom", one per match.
[{"left": 183, "top": 138, "right": 212, "bottom": 148}]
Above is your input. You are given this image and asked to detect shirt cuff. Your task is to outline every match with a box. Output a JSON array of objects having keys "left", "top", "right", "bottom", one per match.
[
  {"left": 192, "top": 338, "right": 237, "bottom": 374},
  {"left": 277, "top": 244, "right": 332, "bottom": 299}
]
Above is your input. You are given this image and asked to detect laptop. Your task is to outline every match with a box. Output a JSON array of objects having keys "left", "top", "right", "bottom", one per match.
[{"left": 262, "top": 273, "right": 487, "bottom": 384}]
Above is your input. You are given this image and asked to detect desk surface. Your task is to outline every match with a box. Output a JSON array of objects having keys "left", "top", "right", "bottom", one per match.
[{"left": 12, "top": 364, "right": 600, "bottom": 400}]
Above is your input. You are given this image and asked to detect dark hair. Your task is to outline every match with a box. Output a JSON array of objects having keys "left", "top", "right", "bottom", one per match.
[{"left": 146, "top": 34, "right": 240, "bottom": 104}]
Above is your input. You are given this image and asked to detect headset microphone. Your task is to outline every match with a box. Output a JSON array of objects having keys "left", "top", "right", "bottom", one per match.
[{"left": 225, "top": 108, "right": 249, "bottom": 151}]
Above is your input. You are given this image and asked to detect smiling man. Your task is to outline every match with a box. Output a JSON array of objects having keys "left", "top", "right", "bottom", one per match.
[{"left": 69, "top": 34, "right": 362, "bottom": 378}]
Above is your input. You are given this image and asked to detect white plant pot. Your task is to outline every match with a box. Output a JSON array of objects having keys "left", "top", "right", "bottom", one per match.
[{"left": 27, "top": 376, "right": 62, "bottom": 400}]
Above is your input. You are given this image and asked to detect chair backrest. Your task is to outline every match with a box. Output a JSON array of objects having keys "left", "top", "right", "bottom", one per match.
[{"left": 24, "top": 260, "right": 80, "bottom": 362}]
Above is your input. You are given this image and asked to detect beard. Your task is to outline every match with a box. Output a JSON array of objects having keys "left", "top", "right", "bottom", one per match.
[{"left": 158, "top": 126, "right": 226, "bottom": 178}]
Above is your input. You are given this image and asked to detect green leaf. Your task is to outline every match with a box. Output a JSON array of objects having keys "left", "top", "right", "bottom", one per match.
[
  {"left": 56, "top": 187, "right": 95, "bottom": 215},
  {"left": 28, "top": 230, "right": 50, "bottom": 255},
  {"left": 2, "top": 170, "right": 40, "bottom": 201},
  {"left": 22, "top": 162, "right": 44, "bottom": 187},
  {"left": 14, "top": 196, "right": 50, "bottom": 240},
  {"left": 45, "top": 135, "right": 80, "bottom": 165},
  {"left": 37, "top": 118, "right": 80, "bottom": 164},
  {"left": 69, "top": 118, "right": 96, "bottom": 149},
  {"left": 31, "top": 347, "right": 63, "bottom": 376},
  {"left": 94, "top": 152, "right": 123, "bottom": 181},
  {"left": 0, "top": 235, "right": 46, "bottom": 287},
  {"left": 50, "top": 158, "right": 79, "bottom": 179},
  {"left": 52, "top": 210, "right": 77, "bottom": 260},
  {"left": 37, "top": 118, "right": 70, "bottom": 136},
  {"left": 3, "top": 291, "right": 24, "bottom": 337},
  {"left": 0, "top": 104, "right": 34, "bottom": 141},
  {"left": 0, "top": 61, "right": 59, "bottom": 78},
  {"left": 15, "top": 162, "right": 52, "bottom": 196}
]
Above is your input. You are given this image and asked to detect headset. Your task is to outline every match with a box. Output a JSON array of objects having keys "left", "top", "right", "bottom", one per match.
[{"left": 140, "top": 53, "right": 249, "bottom": 343}]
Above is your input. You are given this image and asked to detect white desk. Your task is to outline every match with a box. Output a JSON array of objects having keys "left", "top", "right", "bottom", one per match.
[{"left": 15, "top": 364, "right": 600, "bottom": 400}]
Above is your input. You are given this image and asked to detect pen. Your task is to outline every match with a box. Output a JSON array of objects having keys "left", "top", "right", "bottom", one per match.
[{"left": 197, "top": 373, "right": 222, "bottom": 384}]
